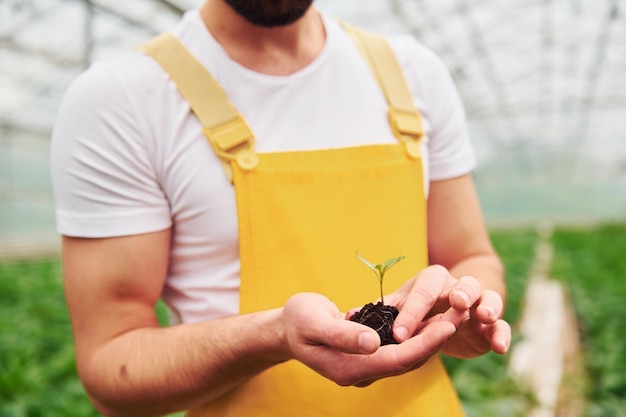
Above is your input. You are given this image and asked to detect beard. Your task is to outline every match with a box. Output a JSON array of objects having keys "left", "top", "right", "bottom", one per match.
[{"left": 223, "top": 0, "right": 314, "bottom": 28}]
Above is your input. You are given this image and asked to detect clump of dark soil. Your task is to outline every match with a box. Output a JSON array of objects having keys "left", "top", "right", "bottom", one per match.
[{"left": 350, "top": 302, "right": 399, "bottom": 345}]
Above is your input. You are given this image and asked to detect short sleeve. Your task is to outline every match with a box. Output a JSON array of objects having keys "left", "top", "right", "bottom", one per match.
[{"left": 50, "top": 61, "right": 172, "bottom": 238}]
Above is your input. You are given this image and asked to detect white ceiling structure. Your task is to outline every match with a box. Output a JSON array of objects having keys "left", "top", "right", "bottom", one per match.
[
  {"left": 1, "top": 0, "right": 625, "bottom": 245},
  {"left": 327, "top": 1, "right": 626, "bottom": 185}
]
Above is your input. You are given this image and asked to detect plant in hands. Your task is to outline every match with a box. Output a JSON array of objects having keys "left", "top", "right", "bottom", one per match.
[{"left": 349, "top": 252, "right": 405, "bottom": 345}]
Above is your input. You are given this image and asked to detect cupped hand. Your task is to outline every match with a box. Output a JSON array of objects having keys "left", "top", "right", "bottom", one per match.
[
  {"left": 281, "top": 292, "right": 458, "bottom": 387},
  {"left": 385, "top": 265, "right": 511, "bottom": 358},
  {"left": 441, "top": 287, "right": 511, "bottom": 358}
]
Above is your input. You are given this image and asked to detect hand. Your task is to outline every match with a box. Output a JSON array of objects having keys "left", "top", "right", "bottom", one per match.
[
  {"left": 281, "top": 292, "right": 461, "bottom": 387},
  {"left": 386, "top": 265, "right": 511, "bottom": 358},
  {"left": 442, "top": 284, "right": 511, "bottom": 358}
]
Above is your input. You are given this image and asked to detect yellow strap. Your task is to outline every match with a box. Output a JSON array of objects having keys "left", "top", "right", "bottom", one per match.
[
  {"left": 343, "top": 24, "right": 424, "bottom": 159},
  {"left": 138, "top": 27, "right": 423, "bottom": 177},
  {"left": 137, "top": 32, "right": 257, "bottom": 182}
]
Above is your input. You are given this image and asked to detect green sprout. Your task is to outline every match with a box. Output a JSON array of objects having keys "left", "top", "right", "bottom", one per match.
[{"left": 356, "top": 252, "right": 405, "bottom": 304}]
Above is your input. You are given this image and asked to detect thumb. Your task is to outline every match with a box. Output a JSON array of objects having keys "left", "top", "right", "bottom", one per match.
[
  {"left": 283, "top": 293, "right": 381, "bottom": 355},
  {"left": 310, "top": 318, "right": 381, "bottom": 354}
]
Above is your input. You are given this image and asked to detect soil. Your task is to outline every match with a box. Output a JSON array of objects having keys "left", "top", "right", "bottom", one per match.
[{"left": 349, "top": 302, "right": 399, "bottom": 345}]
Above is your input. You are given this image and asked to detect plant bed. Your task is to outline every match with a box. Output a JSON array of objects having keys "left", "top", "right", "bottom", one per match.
[
  {"left": 443, "top": 227, "right": 538, "bottom": 417},
  {"left": 551, "top": 224, "right": 626, "bottom": 415}
]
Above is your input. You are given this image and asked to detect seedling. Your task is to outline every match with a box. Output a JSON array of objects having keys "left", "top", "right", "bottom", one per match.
[
  {"left": 356, "top": 252, "right": 405, "bottom": 304},
  {"left": 351, "top": 252, "right": 406, "bottom": 345}
]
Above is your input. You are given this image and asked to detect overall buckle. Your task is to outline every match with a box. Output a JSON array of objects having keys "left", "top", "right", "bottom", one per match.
[
  {"left": 203, "top": 115, "right": 259, "bottom": 182},
  {"left": 388, "top": 107, "right": 424, "bottom": 159}
]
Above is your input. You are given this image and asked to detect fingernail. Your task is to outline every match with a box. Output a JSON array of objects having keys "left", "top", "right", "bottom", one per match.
[
  {"left": 462, "top": 312, "right": 471, "bottom": 324},
  {"left": 394, "top": 326, "right": 409, "bottom": 342},
  {"left": 446, "top": 325, "right": 457, "bottom": 339},
  {"left": 483, "top": 307, "right": 495, "bottom": 318},
  {"left": 499, "top": 338, "right": 510, "bottom": 353},
  {"left": 358, "top": 332, "right": 377, "bottom": 354},
  {"left": 456, "top": 291, "right": 470, "bottom": 308},
  {"left": 450, "top": 289, "right": 469, "bottom": 309}
]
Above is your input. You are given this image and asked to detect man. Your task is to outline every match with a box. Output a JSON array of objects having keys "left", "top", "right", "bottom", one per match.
[{"left": 50, "top": 0, "right": 511, "bottom": 416}]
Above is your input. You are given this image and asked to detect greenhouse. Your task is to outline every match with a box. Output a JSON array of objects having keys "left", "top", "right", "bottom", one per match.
[{"left": 1, "top": 1, "right": 625, "bottom": 416}]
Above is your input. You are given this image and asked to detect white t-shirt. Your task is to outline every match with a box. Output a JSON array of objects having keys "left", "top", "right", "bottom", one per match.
[{"left": 50, "top": 9, "right": 475, "bottom": 324}]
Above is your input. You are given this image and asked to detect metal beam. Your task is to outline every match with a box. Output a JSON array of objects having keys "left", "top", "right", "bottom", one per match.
[
  {"left": 0, "top": 37, "right": 83, "bottom": 67},
  {"left": 156, "top": 0, "right": 188, "bottom": 15},
  {"left": 568, "top": 0, "right": 618, "bottom": 172},
  {"left": 389, "top": 0, "right": 508, "bottom": 147},
  {"left": 454, "top": 0, "right": 522, "bottom": 141}
]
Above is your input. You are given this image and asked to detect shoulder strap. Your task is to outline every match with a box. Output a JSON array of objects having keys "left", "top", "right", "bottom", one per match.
[
  {"left": 137, "top": 32, "right": 258, "bottom": 183},
  {"left": 342, "top": 24, "right": 424, "bottom": 159},
  {"left": 138, "top": 27, "right": 424, "bottom": 180}
]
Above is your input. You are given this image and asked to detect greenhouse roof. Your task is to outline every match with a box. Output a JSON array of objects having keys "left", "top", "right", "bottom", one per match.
[
  {"left": 1, "top": 0, "right": 625, "bottom": 238},
  {"left": 3, "top": 0, "right": 625, "bottom": 159}
]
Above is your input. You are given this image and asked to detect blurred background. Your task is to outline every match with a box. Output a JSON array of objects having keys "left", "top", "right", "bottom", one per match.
[{"left": 1, "top": 1, "right": 624, "bottom": 416}]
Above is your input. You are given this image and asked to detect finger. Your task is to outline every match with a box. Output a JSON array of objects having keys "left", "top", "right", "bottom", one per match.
[
  {"left": 392, "top": 265, "right": 455, "bottom": 342},
  {"left": 394, "top": 320, "right": 456, "bottom": 366},
  {"left": 345, "top": 307, "right": 363, "bottom": 319},
  {"left": 386, "top": 280, "right": 452, "bottom": 318},
  {"left": 414, "top": 307, "right": 470, "bottom": 335},
  {"left": 353, "top": 320, "right": 457, "bottom": 385},
  {"left": 283, "top": 293, "right": 381, "bottom": 355},
  {"left": 482, "top": 319, "right": 511, "bottom": 354},
  {"left": 305, "top": 317, "right": 381, "bottom": 355},
  {"left": 383, "top": 277, "right": 416, "bottom": 306},
  {"left": 475, "top": 289, "right": 504, "bottom": 324},
  {"left": 449, "top": 275, "right": 482, "bottom": 311}
]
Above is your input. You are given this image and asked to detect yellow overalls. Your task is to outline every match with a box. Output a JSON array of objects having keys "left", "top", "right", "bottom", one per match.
[{"left": 140, "top": 25, "right": 466, "bottom": 417}]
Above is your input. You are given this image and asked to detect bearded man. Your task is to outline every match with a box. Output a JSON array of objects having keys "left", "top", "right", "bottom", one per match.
[{"left": 51, "top": 1, "right": 511, "bottom": 416}]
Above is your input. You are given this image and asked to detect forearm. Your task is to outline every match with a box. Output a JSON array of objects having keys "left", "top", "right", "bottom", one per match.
[
  {"left": 426, "top": 175, "right": 506, "bottom": 308},
  {"left": 81, "top": 308, "right": 288, "bottom": 417}
]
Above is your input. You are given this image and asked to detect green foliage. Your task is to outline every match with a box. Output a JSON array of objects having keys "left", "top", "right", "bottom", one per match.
[
  {"left": 155, "top": 299, "right": 171, "bottom": 327},
  {"left": 551, "top": 224, "right": 626, "bottom": 416},
  {"left": 0, "top": 259, "right": 100, "bottom": 417},
  {"left": 1, "top": 224, "right": 624, "bottom": 417},
  {"left": 0, "top": 259, "right": 180, "bottom": 417},
  {"left": 444, "top": 227, "right": 538, "bottom": 417},
  {"left": 446, "top": 351, "right": 535, "bottom": 417},
  {"left": 447, "top": 224, "right": 626, "bottom": 417},
  {"left": 356, "top": 252, "right": 405, "bottom": 304},
  {"left": 489, "top": 228, "right": 539, "bottom": 324}
]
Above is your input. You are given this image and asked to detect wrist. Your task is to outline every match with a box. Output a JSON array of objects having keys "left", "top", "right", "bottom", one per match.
[{"left": 233, "top": 308, "right": 292, "bottom": 366}]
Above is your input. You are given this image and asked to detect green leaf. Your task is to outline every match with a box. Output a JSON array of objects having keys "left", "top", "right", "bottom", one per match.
[
  {"left": 379, "top": 255, "right": 406, "bottom": 277},
  {"left": 356, "top": 252, "right": 405, "bottom": 305},
  {"left": 356, "top": 251, "right": 378, "bottom": 272},
  {"left": 356, "top": 252, "right": 405, "bottom": 279}
]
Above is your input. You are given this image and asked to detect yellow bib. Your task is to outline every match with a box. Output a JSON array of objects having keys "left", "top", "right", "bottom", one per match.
[{"left": 140, "top": 25, "right": 466, "bottom": 417}]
